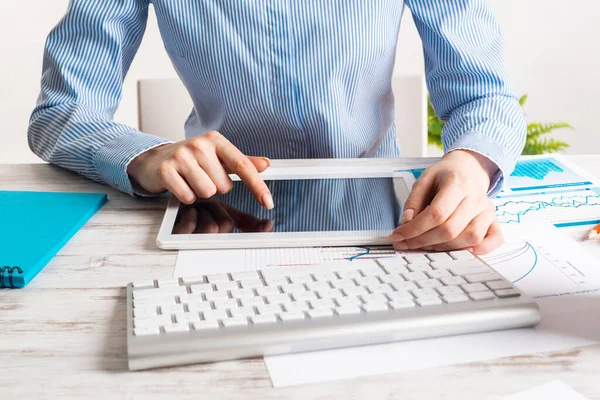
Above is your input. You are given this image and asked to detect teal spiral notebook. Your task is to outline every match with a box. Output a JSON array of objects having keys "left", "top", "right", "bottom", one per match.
[{"left": 0, "top": 191, "right": 108, "bottom": 288}]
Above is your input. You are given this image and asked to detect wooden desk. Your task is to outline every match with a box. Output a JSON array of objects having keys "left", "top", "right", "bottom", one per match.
[{"left": 1, "top": 157, "right": 599, "bottom": 399}]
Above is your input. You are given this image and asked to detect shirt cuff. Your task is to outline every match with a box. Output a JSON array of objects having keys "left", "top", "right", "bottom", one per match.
[
  {"left": 445, "top": 131, "right": 517, "bottom": 197},
  {"left": 94, "top": 131, "right": 173, "bottom": 196}
]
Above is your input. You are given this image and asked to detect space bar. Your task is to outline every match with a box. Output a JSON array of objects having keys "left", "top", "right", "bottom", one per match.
[{"left": 259, "top": 260, "right": 377, "bottom": 278}]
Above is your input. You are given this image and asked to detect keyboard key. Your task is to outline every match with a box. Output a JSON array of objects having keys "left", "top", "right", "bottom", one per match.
[
  {"left": 205, "top": 291, "right": 229, "bottom": 301},
  {"left": 280, "top": 283, "right": 307, "bottom": 294},
  {"left": 337, "top": 270, "right": 362, "bottom": 279},
  {"left": 378, "top": 258, "right": 407, "bottom": 270},
  {"left": 316, "top": 288, "right": 344, "bottom": 300},
  {"left": 407, "top": 264, "right": 433, "bottom": 273},
  {"left": 250, "top": 314, "right": 278, "bottom": 325},
  {"left": 427, "top": 270, "right": 452, "bottom": 279},
  {"left": 282, "top": 301, "right": 309, "bottom": 312},
  {"left": 437, "top": 286, "right": 464, "bottom": 296},
  {"left": 387, "top": 291, "right": 413, "bottom": 301},
  {"left": 192, "top": 320, "right": 220, "bottom": 331},
  {"left": 206, "top": 274, "right": 231, "bottom": 283},
  {"left": 265, "top": 293, "right": 291, "bottom": 305},
  {"left": 279, "top": 311, "right": 306, "bottom": 322},
  {"left": 181, "top": 276, "right": 205, "bottom": 285},
  {"left": 336, "top": 296, "right": 362, "bottom": 306},
  {"left": 469, "top": 291, "right": 496, "bottom": 301},
  {"left": 431, "top": 259, "right": 481, "bottom": 270},
  {"left": 214, "top": 281, "right": 239, "bottom": 291},
  {"left": 133, "top": 306, "right": 158, "bottom": 318},
  {"left": 365, "top": 283, "right": 393, "bottom": 295},
  {"left": 202, "top": 309, "right": 228, "bottom": 321},
  {"left": 391, "top": 281, "right": 418, "bottom": 292},
  {"left": 264, "top": 277, "right": 289, "bottom": 286},
  {"left": 222, "top": 317, "right": 249, "bottom": 328},
  {"left": 305, "top": 281, "right": 331, "bottom": 292},
  {"left": 495, "top": 289, "right": 521, "bottom": 298},
  {"left": 186, "top": 301, "right": 213, "bottom": 312},
  {"left": 291, "top": 291, "right": 318, "bottom": 302},
  {"left": 229, "top": 288, "right": 256, "bottom": 299},
  {"left": 307, "top": 308, "right": 334, "bottom": 319},
  {"left": 330, "top": 279, "right": 358, "bottom": 290},
  {"left": 134, "top": 326, "right": 160, "bottom": 336},
  {"left": 404, "top": 254, "right": 429, "bottom": 264},
  {"left": 239, "top": 279, "right": 265, "bottom": 289},
  {"left": 441, "top": 276, "right": 467, "bottom": 286},
  {"left": 415, "top": 279, "right": 442, "bottom": 289},
  {"left": 256, "top": 304, "right": 282, "bottom": 315},
  {"left": 464, "top": 272, "right": 502, "bottom": 284},
  {"left": 389, "top": 299, "right": 416, "bottom": 309},
  {"left": 486, "top": 280, "right": 513, "bottom": 291},
  {"left": 449, "top": 266, "right": 489, "bottom": 276},
  {"left": 412, "top": 288, "right": 438, "bottom": 298},
  {"left": 255, "top": 286, "right": 281, "bottom": 297},
  {"left": 415, "top": 297, "right": 443, "bottom": 306},
  {"left": 360, "top": 293, "right": 388, "bottom": 304},
  {"left": 461, "top": 283, "right": 488, "bottom": 293},
  {"left": 239, "top": 297, "right": 265, "bottom": 307},
  {"left": 157, "top": 279, "right": 180, "bottom": 288},
  {"left": 308, "top": 299, "right": 336, "bottom": 309},
  {"left": 163, "top": 324, "right": 190, "bottom": 333},
  {"left": 449, "top": 250, "right": 475, "bottom": 260},
  {"left": 443, "top": 294, "right": 470, "bottom": 304},
  {"left": 335, "top": 305, "right": 362, "bottom": 315},
  {"left": 426, "top": 253, "right": 452, "bottom": 262},
  {"left": 403, "top": 272, "right": 428, "bottom": 281},
  {"left": 312, "top": 272, "right": 338, "bottom": 281},
  {"left": 132, "top": 280, "right": 155, "bottom": 289},
  {"left": 229, "top": 307, "right": 256, "bottom": 318},
  {"left": 174, "top": 312, "right": 200, "bottom": 323},
  {"left": 342, "top": 285, "right": 369, "bottom": 297},
  {"left": 361, "top": 302, "right": 388, "bottom": 313},
  {"left": 190, "top": 283, "right": 214, "bottom": 294},
  {"left": 160, "top": 304, "right": 185, "bottom": 315},
  {"left": 288, "top": 274, "right": 314, "bottom": 284},
  {"left": 230, "top": 271, "right": 259, "bottom": 281}
]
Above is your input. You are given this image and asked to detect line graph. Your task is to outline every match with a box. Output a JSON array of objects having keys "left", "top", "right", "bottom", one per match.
[{"left": 495, "top": 189, "right": 600, "bottom": 224}]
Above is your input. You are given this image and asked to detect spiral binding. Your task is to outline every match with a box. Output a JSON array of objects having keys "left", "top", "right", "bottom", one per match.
[{"left": 0, "top": 266, "right": 23, "bottom": 288}]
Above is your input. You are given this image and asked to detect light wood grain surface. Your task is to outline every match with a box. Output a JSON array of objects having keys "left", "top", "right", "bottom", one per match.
[{"left": 1, "top": 158, "right": 599, "bottom": 400}]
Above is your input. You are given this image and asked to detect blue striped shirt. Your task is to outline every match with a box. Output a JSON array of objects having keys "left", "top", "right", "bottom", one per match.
[{"left": 28, "top": 0, "right": 526, "bottom": 196}]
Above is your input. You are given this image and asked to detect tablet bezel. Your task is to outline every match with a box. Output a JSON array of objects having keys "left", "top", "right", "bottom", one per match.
[{"left": 156, "top": 160, "right": 419, "bottom": 250}]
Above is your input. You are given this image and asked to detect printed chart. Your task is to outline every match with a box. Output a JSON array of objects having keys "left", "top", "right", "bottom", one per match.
[
  {"left": 495, "top": 187, "right": 600, "bottom": 224},
  {"left": 504, "top": 157, "right": 592, "bottom": 192}
]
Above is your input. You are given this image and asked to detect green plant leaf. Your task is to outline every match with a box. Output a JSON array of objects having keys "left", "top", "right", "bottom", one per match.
[{"left": 519, "top": 94, "right": 528, "bottom": 107}]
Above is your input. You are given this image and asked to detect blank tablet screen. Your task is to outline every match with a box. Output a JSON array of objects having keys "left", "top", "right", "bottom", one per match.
[{"left": 172, "top": 178, "right": 403, "bottom": 235}]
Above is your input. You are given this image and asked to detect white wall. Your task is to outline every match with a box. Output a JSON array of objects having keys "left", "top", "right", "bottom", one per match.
[{"left": 1, "top": 1, "right": 599, "bottom": 163}]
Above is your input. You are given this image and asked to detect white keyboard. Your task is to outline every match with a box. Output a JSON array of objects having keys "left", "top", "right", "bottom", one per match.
[{"left": 127, "top": 251, "right": 540, "bottom": 370}]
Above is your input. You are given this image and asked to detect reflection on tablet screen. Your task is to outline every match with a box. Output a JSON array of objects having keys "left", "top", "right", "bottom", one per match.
[{"left": 172, "top": 178, "right": 403, "bottom": 235}]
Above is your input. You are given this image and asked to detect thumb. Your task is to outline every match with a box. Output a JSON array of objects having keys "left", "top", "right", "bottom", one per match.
[
  {"left": 403, "top": 174, "right": 434, "bottom": 224},
  {"left": 248, "top": 156, "right": 271, "bottom": 173}
]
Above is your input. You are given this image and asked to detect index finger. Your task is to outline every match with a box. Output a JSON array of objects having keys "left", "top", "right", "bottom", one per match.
[
  {"left": 214, "top": 138, "right": 274, "bottom": 210},
  {"left": 392, "top": 181, "right": 466, "bottom": 240}
]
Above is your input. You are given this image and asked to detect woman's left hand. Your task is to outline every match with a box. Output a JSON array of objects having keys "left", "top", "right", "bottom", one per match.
[{"left": 390, "top": 149, "right": 503, "bottom": 255}]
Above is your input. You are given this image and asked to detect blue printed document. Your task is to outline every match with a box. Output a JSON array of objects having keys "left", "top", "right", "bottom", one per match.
[{"left": 0, "top": 191, "right": 107, "bottom": 288}]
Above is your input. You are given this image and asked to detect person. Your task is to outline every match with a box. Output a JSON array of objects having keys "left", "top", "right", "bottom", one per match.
[{"left": 28, "top": 1, "right": 526, "bottom": 255}]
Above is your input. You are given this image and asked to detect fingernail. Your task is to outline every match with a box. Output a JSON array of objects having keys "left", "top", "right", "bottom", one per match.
[
  {"left": 262, "top": 193, "right": 274, "bottom": 210},
  {"left": 402, "top": 209, "right": 414, "bottom": 224},
  {"left": 394, "top": 241, "right": 409, "bottom": 251},
  {"left": 389, "top": 233, "right": 405, "bottom": 242},
  {"left": 261, "top": 157, "right": 271, "bottom": 168}
]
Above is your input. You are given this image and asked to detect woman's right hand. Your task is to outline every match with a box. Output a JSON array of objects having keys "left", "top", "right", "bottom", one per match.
[{"left": 127, "top": 131, "right": 274, "bottom": 208}]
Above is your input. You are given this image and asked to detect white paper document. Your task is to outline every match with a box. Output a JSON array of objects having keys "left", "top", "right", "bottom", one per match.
[
  {"left": 174, "top": 224, "right": 600, "bottom": 388},
  {"left": 503, "top": 381, "right": 589, "bottom": 400}
]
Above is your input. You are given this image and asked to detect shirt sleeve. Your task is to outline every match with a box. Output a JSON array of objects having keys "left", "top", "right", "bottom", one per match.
[
  {"left": 27, "top": 0, "right": 171, "bottom": 196},
  {"left": 404, "top": 0, "right": 527, "bottom": 194}
]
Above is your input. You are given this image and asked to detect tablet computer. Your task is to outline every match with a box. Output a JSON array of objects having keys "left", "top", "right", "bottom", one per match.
[{"left": 156, "top": 162, "right": 417, "bottom": 250}]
